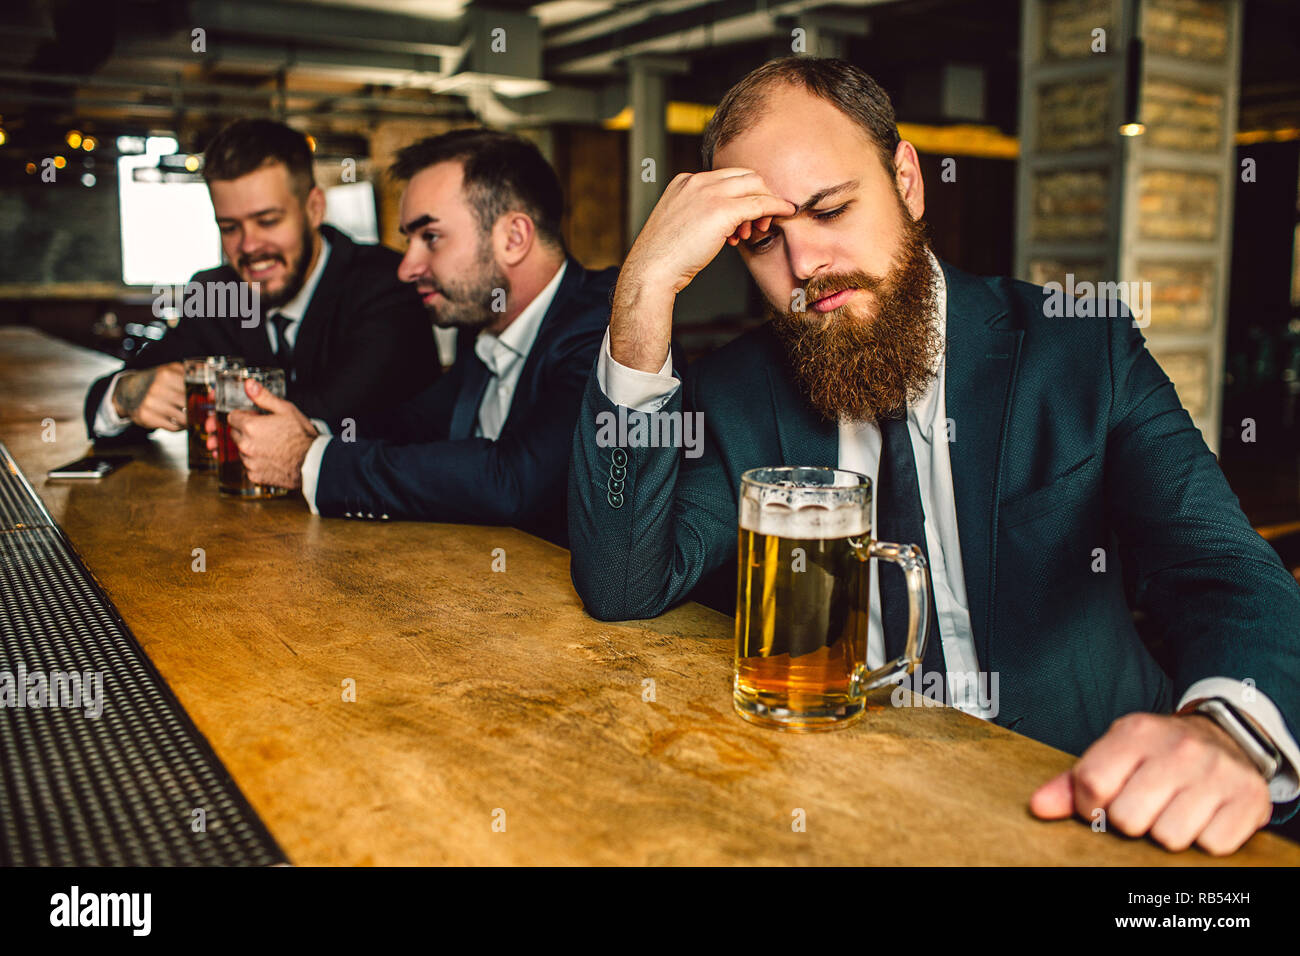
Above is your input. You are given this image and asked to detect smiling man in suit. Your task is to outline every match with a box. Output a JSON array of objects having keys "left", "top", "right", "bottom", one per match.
[
  {"left": 568, "top": 57, "right": 1300, "bottom": 854},
  {"left": 84, "top": 119, "right": 438, "bottom": 441},
  {"left": 215, "top": 129, "right": 617, "bottom": 546}
]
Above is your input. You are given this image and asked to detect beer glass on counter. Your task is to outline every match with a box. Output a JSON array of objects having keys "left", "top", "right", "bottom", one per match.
[
  {"left": 184, "top": 356, "right": 243, "bottom": 471},
  {"left": 215, "top": 366, "right": 288, "bottom": 499},
  {"left": 734, "top": 466, "right": 931, "bottom": 731}
]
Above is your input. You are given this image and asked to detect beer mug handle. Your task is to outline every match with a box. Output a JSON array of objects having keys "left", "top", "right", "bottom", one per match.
[{"left": 849, "top": 539, "right": 932, "bottom": 692}]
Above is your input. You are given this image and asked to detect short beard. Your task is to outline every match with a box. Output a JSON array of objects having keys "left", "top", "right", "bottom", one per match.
[
  {"left": 257, "top": 220, "right": 316, "bottom": 310},
  {"left": 767, "top": 200, "right": 941, "bottom": 423},
  {"left": 424, "top": 234, "right": 510, "bottom": 331}
]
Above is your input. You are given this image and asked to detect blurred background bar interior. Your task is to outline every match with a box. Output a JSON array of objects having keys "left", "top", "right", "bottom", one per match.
[{"left": 0, "top": 0, "right": 1297, "bottom": 574}]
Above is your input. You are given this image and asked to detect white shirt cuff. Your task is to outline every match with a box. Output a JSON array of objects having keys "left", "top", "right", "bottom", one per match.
[
  {"left": 310, "top": 418, "right": 331, "bottom": 437},
  {"left": 92, "top": 371, "right": 134, "bottom": 437},
  {"left": 301, "top": 434, "right": 332, "bottom": 516},
  {"left": 595, "top": 327, "right": 679, "bottom": 412},
  {"left": 1179, "top": 678, "right": 1300, "bottom": 803}
]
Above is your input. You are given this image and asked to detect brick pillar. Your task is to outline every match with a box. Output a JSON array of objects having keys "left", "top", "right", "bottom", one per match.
[{"left": 1017, "top": 0, "right": 1241, "bottom": 451}]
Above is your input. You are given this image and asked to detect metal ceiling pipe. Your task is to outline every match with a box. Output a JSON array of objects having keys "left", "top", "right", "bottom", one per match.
[
  {"left": 548, "top": 0, "right": 891, "bottom": 75},
  {"left": 187, "top": 0, "right": 465, "bottom": 57},
  {"left": 0, "top": 67, "right": 459, "bottom": 113},
  {"left": 0, "top": 90, "right": 470, "bottom": 125}
]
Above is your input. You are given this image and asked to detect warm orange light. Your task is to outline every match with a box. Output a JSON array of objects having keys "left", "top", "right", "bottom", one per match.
[
  {"left": 1119, "top": 123, "right": 1146, "bottom": 137},
  {"left": 53, "top": 155, "right": 67, "bottom": 169},
  {"left": 25, "top": 162, "right": 36, "bottom": 175},
  {"left": 1236, "top": 127, "right": 1300, "bottom": 145},
  {"left": 0, "top": 129, "right": 7, "bottom": 146},
  {"left": 66, "top": 130, "right": 83, "bottom": 148},
  {"left": 81, "top": 136, "right": 96, "bottom": 151},
  {"left": 305, "top": 135, "right": 317, "bottom": 152},
  {"left": 184, "top": 154, "right": 200, "bottom": 172}
]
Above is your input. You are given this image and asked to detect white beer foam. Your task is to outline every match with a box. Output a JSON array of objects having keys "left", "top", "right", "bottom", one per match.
[{"left": 739, "top": 501, "right": 869, "bottom": 539}]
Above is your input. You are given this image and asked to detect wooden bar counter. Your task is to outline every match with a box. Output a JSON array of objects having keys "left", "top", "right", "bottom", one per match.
[{"left": 2, "top": 325, "right": 1297, "bottom": 866}]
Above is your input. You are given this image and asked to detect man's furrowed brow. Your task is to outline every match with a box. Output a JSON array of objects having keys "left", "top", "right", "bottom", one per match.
[
  {"left": 399, "top": 213, "right": 438, "bottom": 235},
  {"left": 792, "top": 179, "right": 859, "bottom": 215}
]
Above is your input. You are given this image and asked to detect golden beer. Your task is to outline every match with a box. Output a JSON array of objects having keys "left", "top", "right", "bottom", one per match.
[{"left": 733, "top": 467, "right": 931, "bottom": 731}]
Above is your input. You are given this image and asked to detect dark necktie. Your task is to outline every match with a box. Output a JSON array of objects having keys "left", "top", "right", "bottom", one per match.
[
  {"left": 876, "top": 412, "right": 948, "bottom": 700},
  {"left": 271, "top": 312, "right": 294, "bottom": 371},
  {"left": 448, "top": 352, "right": 491, "bottom": 440}
]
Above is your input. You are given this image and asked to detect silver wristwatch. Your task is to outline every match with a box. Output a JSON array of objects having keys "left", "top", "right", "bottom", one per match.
[{"left": 1186, "top": 698, "right": 1281, "bottom": 780}]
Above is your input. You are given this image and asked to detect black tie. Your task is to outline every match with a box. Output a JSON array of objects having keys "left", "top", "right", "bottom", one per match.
[
  {"left": 271, "top": 312, "right": 294, "bottom": 370},
  {"left": 876, "top": 412, "right": 948, "bottom": 700}
]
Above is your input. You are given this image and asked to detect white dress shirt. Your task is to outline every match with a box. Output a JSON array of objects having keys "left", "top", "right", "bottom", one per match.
[
  {"left": 93, "top": 236, "right": 332, "bottom": 437},
  {"left": 300, "top": 259, "right": 568, "bottom": 514},
  {"left": 471, "top": 260, "right": 564, "bottom": 440},
  {"left": 268, "top": 234, "right": 331, "bottom": 367},
  {"left": 595, "top": 252, "right": 1300, "bottom": 805}
]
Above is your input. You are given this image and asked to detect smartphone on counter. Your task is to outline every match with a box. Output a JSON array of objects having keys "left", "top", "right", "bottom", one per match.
[{"left": 47, "top": 455, "right": 133, "bottom": 479}]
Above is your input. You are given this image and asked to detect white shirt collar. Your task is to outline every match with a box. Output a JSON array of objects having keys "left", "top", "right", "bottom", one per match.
[
  {"left": 274, "top": 233, "right": 331, "bottom": 324},
  {"left": 909, "top": 249, "right": 948, "bottom": 443},
  {"left": 474, "top": 259, "right": 568, "bottom": 374}
]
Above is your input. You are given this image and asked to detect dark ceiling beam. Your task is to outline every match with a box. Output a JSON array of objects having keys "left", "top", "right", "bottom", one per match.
[
  {"left": 0, "top": 90, "right": 471, "bottom": 125},
  {"left": 543, "top": 0, "right": 887, "bottom": 75},
  {"left": 187, "top": 0, "right": 465, "bottom": 55},
  {"left": 0, "top": 68, "right": 454, "bottom": 112},
  {"left": 110, "top": 36, "right": 449, "bottom": 79}
]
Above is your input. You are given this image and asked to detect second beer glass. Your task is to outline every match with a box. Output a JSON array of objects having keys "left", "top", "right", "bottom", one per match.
[{"left": 215, "top": 366, "right": 288, "bottom": 499}]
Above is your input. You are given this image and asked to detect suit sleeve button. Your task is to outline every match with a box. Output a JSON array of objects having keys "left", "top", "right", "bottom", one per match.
[
  {"left": 611, "top": 448, "right": 628, "bottom": 468},
  {"left": 610, "top": 464, "right": 626, "bottom": 480},
  {"left": 608, "top": 477, "right": 624, "bottom": 493},
  {"left": 607, "top": 491, "right": 624, "bottom": 509}
]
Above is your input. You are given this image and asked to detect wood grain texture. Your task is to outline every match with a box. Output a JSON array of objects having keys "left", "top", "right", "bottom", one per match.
[{"left": 3, "top": 326, "right": 1298, "bottom": 866}]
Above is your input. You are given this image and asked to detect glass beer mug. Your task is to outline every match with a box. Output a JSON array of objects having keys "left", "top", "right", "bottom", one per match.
[
  {"left": 215, "top": 366, "right": 289, "bottom": 499},
  {"left": 184, "top": 356, "right": 243, "bottom": 472},
  {"left": 734, "top": 466, "right": 931, "bottom": 731}
]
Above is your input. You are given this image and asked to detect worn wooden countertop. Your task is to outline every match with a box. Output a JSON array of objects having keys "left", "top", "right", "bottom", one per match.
[{"left": 2, "top": 325, "right": 1297, "bottom": 865}]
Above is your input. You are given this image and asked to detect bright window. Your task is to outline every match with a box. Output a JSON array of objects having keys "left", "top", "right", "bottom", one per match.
[{"left": 118, "top": 137, "right": 222, "bottom": 286}]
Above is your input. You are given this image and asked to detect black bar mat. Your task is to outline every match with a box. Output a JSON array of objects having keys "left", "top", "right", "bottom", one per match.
[
  {"left": 0, "top": 450, "right": 51, "bottom": 533},
  {"left": 0, "top": 442, "right": 287, "bottom": 866}
]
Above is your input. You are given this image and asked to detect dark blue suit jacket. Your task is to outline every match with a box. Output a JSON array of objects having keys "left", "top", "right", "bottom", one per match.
[
  {"left": 316, "top": 257, "right": 617, "bottom": 546},
  {"left": 568, "top": 258, "right": 1300, "bottom": 823}
]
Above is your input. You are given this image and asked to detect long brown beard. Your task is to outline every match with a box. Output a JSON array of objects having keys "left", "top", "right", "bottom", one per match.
[{"left": 767, "top": 204, "right": 941, "bottom": 423}]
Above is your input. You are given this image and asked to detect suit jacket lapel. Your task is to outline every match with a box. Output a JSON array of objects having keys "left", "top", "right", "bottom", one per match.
[
  {"left": 941, "top": 259, "right": 1022, "bottom": 671},
  {"left": 448, "top": 338, "right": 489, "bottom": 440},
  {"left": 239, "top": 296, "right": 277, "bottom": 366},
  {"left": 503, "top": 256, "right": 586, "bottom": 420},
  {"left": 292, "top": 225, "right": 353, "bottom": 379}
]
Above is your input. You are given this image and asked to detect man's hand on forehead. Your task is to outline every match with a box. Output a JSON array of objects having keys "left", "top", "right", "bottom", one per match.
[
  {"left": 727, "top": 215, "right": 775, "bottom": 247},
  {"left": 608, "top": 166, "right": 795, "bottom": 373},
  {"left": 722, "top": 175, "right": 860, "bottom": 248}
]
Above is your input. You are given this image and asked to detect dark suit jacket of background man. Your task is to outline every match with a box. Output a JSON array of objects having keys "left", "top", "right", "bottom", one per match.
[
  {"left": 83, "top": 224, "right": 440, "bottom": 440},
  {"left": 568, "top": 258, "right": 1300, "bottom": 822},
  {"left": 315, "top": 257, "right": 618, "bottom": 547}
]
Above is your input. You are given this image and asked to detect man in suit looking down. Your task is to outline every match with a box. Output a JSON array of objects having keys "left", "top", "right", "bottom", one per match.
[{"left": 567, "top": 56, "right": 1300, "bottom": 855}]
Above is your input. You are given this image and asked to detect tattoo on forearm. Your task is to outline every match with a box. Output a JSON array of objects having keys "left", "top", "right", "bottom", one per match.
[{"left": 114, "top": 369, "right": 157, "bottom": 416}]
